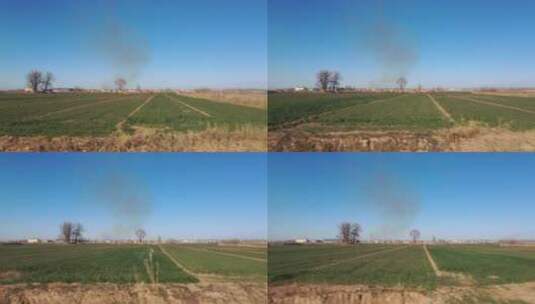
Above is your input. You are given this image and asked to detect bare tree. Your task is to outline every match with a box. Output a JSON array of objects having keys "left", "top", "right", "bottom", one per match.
[
  {"left": 60, "top": 222, "right": 73, "bottom": 243},
  {"left": 350, "top": 223, "right": 362, "bottom": 244},
  {"left": 396, "top": 77, "right": 408, "bottom": 92},
  {"left": 329, "top": 72, "right": 341, "bottom": 92},
  {"left": 27, "top": 70, "right": 42, "bottom": 93},
  {"left": 410, "top": 229, "right": 421, "bottom": 243},
  {"left": 72, "top": 223, "right": 84, "bottom": 244},
  {"left": 317, "top": 70, "right": 331, "bottom": 92},
  {"left": 41, "top": 72, "right": 55, "bottom": 93},
  {"left": 115, "top": 78, "right": 127, "bottom": 91},
  {"left": 135, "top": 229, "right": 146, "bottom": 244},
  {"left": 338, "top": 222, "right": 351, "bottom": 244}
]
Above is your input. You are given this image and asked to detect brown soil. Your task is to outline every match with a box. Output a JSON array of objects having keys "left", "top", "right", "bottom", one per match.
[
  {"left": 0, "top": 126, "right": 266, "bottom": 152},
  {"left": 269, "top": 283, "right": 535, "bottom": 304},
  {"left": 0, "top": 282, "right": 267, "bottom": 304},
  {"left": 269, "top": 124, "right": 535, "bottom": 152}
]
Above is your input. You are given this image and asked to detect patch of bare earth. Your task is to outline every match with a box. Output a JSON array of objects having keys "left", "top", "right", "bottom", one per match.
[
  {"left": 268, "top": 283, "right": 535, "bottom": 304},
  {"left": 0, "top": 126, "right": 266, "bottom": 152},
  {"left": 489, "top": 282, "right": 535, "bottom": 303},
  {"left": 444, "top": 126, "right": 535, "bottom": 152},
  {"left": 269, "top": 129, "right": 447, "bottom": 152},
  {"left": 182, "top": 90, "right": 267, "bottom": 110},
  {"left": 269, "top": 124, "right": 535, "bottom": 152},
  {"left": 0, "top": 282, "right": 267, "bottom": 304}
]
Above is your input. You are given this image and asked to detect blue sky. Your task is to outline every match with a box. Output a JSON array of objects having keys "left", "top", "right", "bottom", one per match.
[
  {"left": 0, "top": 0, "right": 266, "bottom": 90},
  {"left": 269, "top": 0, "right": 535, "bottom": 89},
  {"left": 269, "top": 153, "right": 535, "bottom": 241},
  {"left": 0, "top": 153, "right": 267, "bottom": 241}
]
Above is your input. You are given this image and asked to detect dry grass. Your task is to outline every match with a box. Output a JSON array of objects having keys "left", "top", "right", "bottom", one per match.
[
  {"left": 269, "top": 283, "right": 535, "bottom": 304},
  {"left": 0, "top": 282, "right": 267, "bottom": 304},
  {"left": 183, "top": 90, "right": 267, "bottom": 109},
  {"left": 269, "top": 121, "right": 535, "bottom": 152},
  {"left": 445, "top": 126, "right": 535, "bottom": 151},
  {"left": 0, "top": 125, "right": 267, "bottom": 152},
  {"left": 475, "top": 91, "right": 535, "bottom": 98}
]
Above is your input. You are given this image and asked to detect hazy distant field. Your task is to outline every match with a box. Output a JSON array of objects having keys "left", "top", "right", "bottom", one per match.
[
  {"left": 269, "top": 92, "right": 535, "bottom": 131},
  {"left": 0, "top": 244, "right": 267, "bottom": 284},
  {"left": 269, "top": 244, "right": 535, "bottom": 288}
]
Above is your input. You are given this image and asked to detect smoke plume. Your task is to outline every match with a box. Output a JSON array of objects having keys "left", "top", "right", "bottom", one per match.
[
  {"left": 367, "top": 2, "right": 419, "bottom": 86},
  {"left": 362, "top": 172, "right": 421, "bottom": 240},
  {"left": 93, "top": 1, "right": 151, "bottom": 85},
  {"left": 99, "top": 22, "right": 150, "bottom": 82},
  {"left": 95, "top": 173, "right": 152, "bottom": 239}
]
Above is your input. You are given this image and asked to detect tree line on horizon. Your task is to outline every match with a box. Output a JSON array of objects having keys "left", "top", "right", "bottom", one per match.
[
  {"left": 59, "top": 221, "right": 147, "bottom": 244},
  {"left": 316, "top": 70, "right": 408, "bottom": 92},
  {"left": 338, "top": 222, "right": 421, "bottom": 244},
  {"left": 26, "top": 70, "right": 132, "bottom": 93}
]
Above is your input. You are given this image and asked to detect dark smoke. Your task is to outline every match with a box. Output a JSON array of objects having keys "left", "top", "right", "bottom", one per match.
[
  {"left": 367, "top": 2, "right": 419, "bottom": 86},
  {"left": 362, "top": 172, "right": 421, "bottom": 240},
  {"left": 93, "top": 1, "right": 151, "bottom": 85},
  {"left": 95, "top": 173, "right": 152, "bottom": 239},
  {"left": 98, "top": 22, "right": 150, "bottom": 82},
  {"left": 370, "top": 23, "right": 418, "bottom": 83}
]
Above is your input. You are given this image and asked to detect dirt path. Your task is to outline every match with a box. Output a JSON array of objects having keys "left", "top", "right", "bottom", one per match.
[
  {"left": 158, "top": 245, "right": 200, "bottom": 281},
  {"left": 166, "top": 94, "right": 212, "bottom": 117},
  {"left": 427, "top": 94, "right": 454, "bottom": 123},
  {"left": 31, "top": 96, "right": 130, "bottom": 120},
  {"left": 423, "top": 245, "right": 441, "bottom": 277},
  {"left": 312, "top": 246, "right": 408, "bottom": 271},
  {"left": 456, "top": 95, "right": 535, "bottom": 115},
  {"left": 184, "top": 246, "right": 267, "bottom": 263},
  {"left": 115, "top": 95, "right": 154, "bottom": 131}
]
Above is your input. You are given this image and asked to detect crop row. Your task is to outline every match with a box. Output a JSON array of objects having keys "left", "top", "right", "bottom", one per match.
[{"left": 0, "top": 93, "right": 266, "bottom": 137}]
